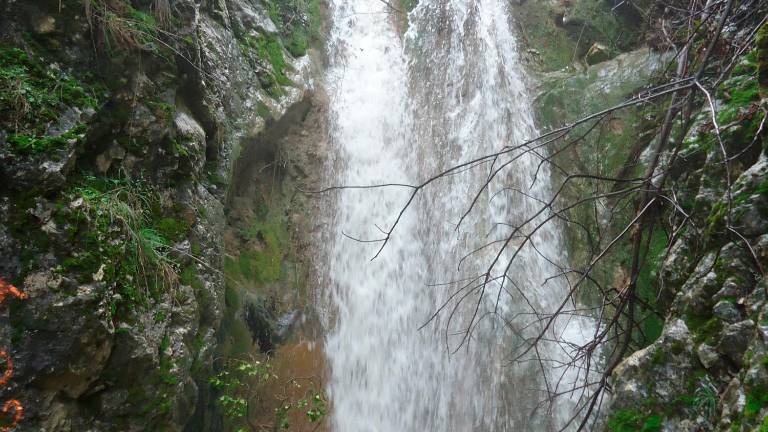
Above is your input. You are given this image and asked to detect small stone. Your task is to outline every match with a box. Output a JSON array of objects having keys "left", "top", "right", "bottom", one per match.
[
  {"left": 33, "top": 15, "right": 56, "bottom": 34},
  {"left": 585, "top": 43, "right": 611, "bottom": 65},
  {"left": 720, "top": 376, "right": 745, "bottom": 418},
  {"left": 29, "top": 200, "right": 52, "bottom": 222},
  {"left": 92, "top": 264, "right": 106, "bottom": 282},
  {"left": 713, "top": 300, "right": 741, "bottom": 323},
  {"left": 697, "top": 343, "right": 720, "bottom": 369},
  {"left": 95, "top": 143, "right": 127, "bottom": 173},
  {"left": 713, "top": 279, "right": 741, "bottom": 301}
]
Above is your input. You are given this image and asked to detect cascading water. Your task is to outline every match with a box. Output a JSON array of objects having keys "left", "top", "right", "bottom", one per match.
[{"left": 322, "top": 0, "right": 597, "bottom": 430}]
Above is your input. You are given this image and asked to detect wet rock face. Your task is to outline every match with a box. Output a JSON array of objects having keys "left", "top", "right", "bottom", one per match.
[
  {"left": 0, "top": 0, "right": 314, "bottom": 429},
  {"left": 602, "top": 49, "right": 768, "bottom": 430}
]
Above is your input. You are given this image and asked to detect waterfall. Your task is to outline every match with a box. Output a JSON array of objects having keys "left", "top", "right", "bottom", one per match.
[{"left": 322, "top": 0, "right": 597, "bottom": 430}]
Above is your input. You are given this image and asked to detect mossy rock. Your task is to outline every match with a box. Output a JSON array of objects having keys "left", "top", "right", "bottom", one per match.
[{"left": 756, "top": 22, "right": 768, "bottom": 95}]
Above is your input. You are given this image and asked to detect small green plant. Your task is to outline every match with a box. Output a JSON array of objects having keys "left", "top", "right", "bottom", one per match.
[
  {"left": 209, "top": 358, "right": 277, "bottom": 422},
  {"left": 210, "top": 358, "right": 327, "bottom": 430},
  {"left": 693, "top": 380, "right": 718, "bottom": 419}
]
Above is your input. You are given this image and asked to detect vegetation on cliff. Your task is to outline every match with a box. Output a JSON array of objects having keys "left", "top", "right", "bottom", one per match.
[{"left": 0, "top": 0, "right": 322, "bottom": 430}]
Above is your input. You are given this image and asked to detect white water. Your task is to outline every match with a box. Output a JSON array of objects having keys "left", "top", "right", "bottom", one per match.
[{"left": 322, "top": 0, "right": 596, "bottom": 430}]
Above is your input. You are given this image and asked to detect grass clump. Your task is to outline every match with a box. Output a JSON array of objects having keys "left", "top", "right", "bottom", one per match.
[
  {"left": 83, "top": 0, "right": 163, "bottom": 53},
  {"left": 56, "top": 176, "right": 181, "bottom": 312}
]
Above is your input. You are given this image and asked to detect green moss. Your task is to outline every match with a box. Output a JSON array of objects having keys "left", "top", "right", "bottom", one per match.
[
  {"left": 607, "top": 410, "right": 662, "bottom": 432},
  {"left": 190, "top": 329, "right": 208, "bottom": 373},
  {"left": 257, "top": 34, "right": 290, "bottom": 85},
  {"left": 243, "top": 217, "right": 287, "bottom": 283},
  {"left": 717, "top": 75, "right": 760, "bottom": 125},
  {"left": 512, "top": 3, "right": 576, "bottom": 71},
  {"left": 760, "top": 413, "right": 768, "bottom": 432},
  {"left": 0, "top": 45, "right": 99, "bottom": 138},
  {"left": 264, "top": 0, "right": 322, "bottom": 54},
  {"left": 224, "top": 283, "right": 240, "bottom": 309},
  {"left": 257, "top": 101, "right": 273, "bottom": 119},
  {"left": 650, "top": 347, "right": 666, "bottom": 365},
  {"left": 731, "top": 419, "right": 742, "bottom": 432},
  {"left": 147, "top": 99, "right": 175, "bottom": 121},
  {"left": 239, "top": 33, "right": 292, "bottom": 97},
  {"left": 180, "top": 265, "right": 204, "bottom": 291},
  {"left": 669, "top": 340, "right": 686, "bottom": 355},
  {"left": 756, "top": 22, "right": 768, "bottom": 93},
  {"left": 400, "top": 0, "right": 418, "bottom": 11},
  {"left": 634, "top": 229, "right": 668, "bottom": 345},
  {"left": 155, "top": 217, "right": 190, "bottom": 243},
  {"left": 732, "top": 50, "right": 758, "bottom": 77},
  {"left": 285, "top": 31, "right": 309, "bottom": 57},
  {"left": 7, "top": 123, "right": 87, "bottom": 154},
  {"left": 705, "top": 159, "right": 768, "bottom": 239},
  {"left": 745, "top": 385, "right": 768, "bottom": 419},
  {"left": 687, "top": 316, "right": 723, "bottom": 345},
  {"left": 512, "top": 0, "right": 642, "bottom": 70}
]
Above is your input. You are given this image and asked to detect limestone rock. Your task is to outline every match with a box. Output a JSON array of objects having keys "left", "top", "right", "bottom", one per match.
[
  {"left": 713, "top": 300, "right": 741, "bottom": 323},
  {"left": 95, "top": 143, "right": 127, "bottom": 173},
  {"left": 697, "top": 343, "right": 721, "bottom": 369},
  {"left": 611, "top": 319, "right": 696, "bottom": 410},
  {"left": 32, "top": 15, "right": 56, "bottom": 34},
  {"left": 173, "top": 109, "right": 207, "bottom": 177},
  {"left": 231, "top": 0, "right": 279, "bottom": 34},
  {"left": 12, "top": 272, "right": 114, "bottom": 399},
  {"left": 716, "top": 320, "right": 755, "bottom": 366}
]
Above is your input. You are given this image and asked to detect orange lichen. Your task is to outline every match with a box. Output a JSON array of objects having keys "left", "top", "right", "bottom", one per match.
[
  {"left": 0, "top": 352, "right": 11, "bottom": 387},
  {"left": 0, "top": 277, "right": 24, "bottom": 431},
  {"left": 0, "top": 400, "right": 23, "bottom": 432},
  {"left": 0, "top": 279, "right": 26, "bottom": 304}
]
